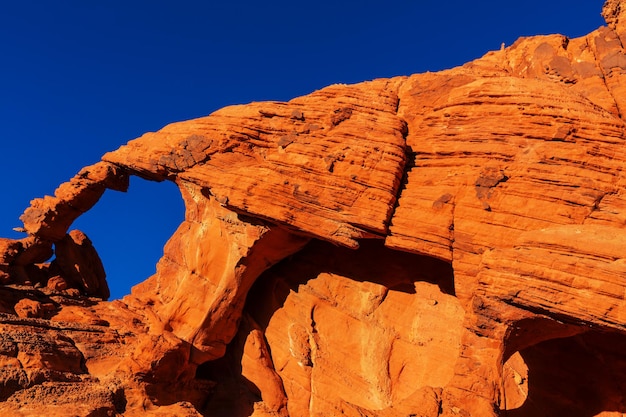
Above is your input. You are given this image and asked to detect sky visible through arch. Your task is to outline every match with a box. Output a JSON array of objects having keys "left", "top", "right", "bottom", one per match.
[{"left": 0, "top": 1, "right": 606, "bottom": 299}]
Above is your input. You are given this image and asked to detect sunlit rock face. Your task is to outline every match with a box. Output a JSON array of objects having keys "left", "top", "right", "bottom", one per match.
[{"left": 1, "top": 1, "right": 626, "bottom": 415}]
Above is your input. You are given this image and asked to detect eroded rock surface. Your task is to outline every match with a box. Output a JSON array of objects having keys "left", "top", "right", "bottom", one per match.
[{"left": 2, "top": 1, "right": 626, "bottom": 415}]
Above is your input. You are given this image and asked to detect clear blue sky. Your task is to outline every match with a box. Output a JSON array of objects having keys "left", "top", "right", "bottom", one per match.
[{"left": 0, "top": 1, "right": 605, "bottom": 299}]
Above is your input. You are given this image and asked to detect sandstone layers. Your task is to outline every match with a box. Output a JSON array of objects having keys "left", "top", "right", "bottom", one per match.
[{"left": 1, "top": 2, "right": 626, "bottom": 416}]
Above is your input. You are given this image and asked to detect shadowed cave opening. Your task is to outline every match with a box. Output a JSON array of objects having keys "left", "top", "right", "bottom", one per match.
[
  {"left": 501, "top": 321, "right": 626, "bottom": 417},
  {"left": 72, "top": 176, "right": 184, "bottom": 300},
  {"left": 195, "top": 238, "right": 456, "bottom": 416},
  {"left": 245, "top": 238, "right": 456, "bottom": 327}
]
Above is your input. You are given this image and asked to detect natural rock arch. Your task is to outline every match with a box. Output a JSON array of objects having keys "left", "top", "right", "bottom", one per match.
[{"left": 1, "top": 1, "right": 626, "bottom": 415}]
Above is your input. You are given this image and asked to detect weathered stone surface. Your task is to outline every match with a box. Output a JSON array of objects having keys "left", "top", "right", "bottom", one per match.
[
  {"left": 0, "top": 238, "right": 22, "bottom": 264},
  {"left": 13, "top": 236, "right": 52, "bottom": 266},
  {"left": 130, "top": 182, "right": 310, "bottom": 363},
  {"left": 13, "top": 299, "right": 44, "bottom": 318},
  {"left": 241, "top": 239, "right": 457, "bottom": 416},
  {"left": 1, "top": 1, "right": 626, "bottom": 415},
  {"left": 53, "top": 230, "right": 109, "bottom": 300},
  {"left": 104, "top": 79, "right": 408, "bottom": 248},
  {"left": 19, "top": 161, "right": 128, "bottom": 241}
]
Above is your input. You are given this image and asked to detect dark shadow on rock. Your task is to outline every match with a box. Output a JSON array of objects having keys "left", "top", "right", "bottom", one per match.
[
  {"left": 195, "top": 327, "right": 259, "bottom": 417},
  {"left": 504, "top": 329, "right": 626, "bottom": 417},
  {"left": 194, "top": 238, "right": 455, "bottom": 417},
  {"left": 246, "top": 238, "right": 455, "bottom": 330}
]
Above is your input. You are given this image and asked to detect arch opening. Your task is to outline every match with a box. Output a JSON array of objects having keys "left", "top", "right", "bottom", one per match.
[{"left": 72, "top": 175, "right": 184, "bottom": 300}]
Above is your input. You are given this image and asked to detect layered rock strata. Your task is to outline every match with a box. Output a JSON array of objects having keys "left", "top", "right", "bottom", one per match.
[{"left": 1, "top": 2, "right": 626, "bottom": 416}]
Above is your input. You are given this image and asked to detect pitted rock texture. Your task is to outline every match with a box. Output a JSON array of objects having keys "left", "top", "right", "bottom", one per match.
[{"left": 2, "top": 2, "right": 626, "bottom": 415}]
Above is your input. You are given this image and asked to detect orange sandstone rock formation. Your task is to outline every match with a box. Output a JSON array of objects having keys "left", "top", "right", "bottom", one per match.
[{"left": 2, "top": 1, "right": 626, "bottom": 416}]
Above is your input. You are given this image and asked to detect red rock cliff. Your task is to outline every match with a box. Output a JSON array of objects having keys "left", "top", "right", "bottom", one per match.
[{"left": 2, "top": 2, "right": 626, "bottom": 416}]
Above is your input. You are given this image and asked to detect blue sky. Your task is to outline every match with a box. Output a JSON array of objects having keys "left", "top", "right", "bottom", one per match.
[{"left": 0, "top": 1, "right": 606, "bottom": 299}]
